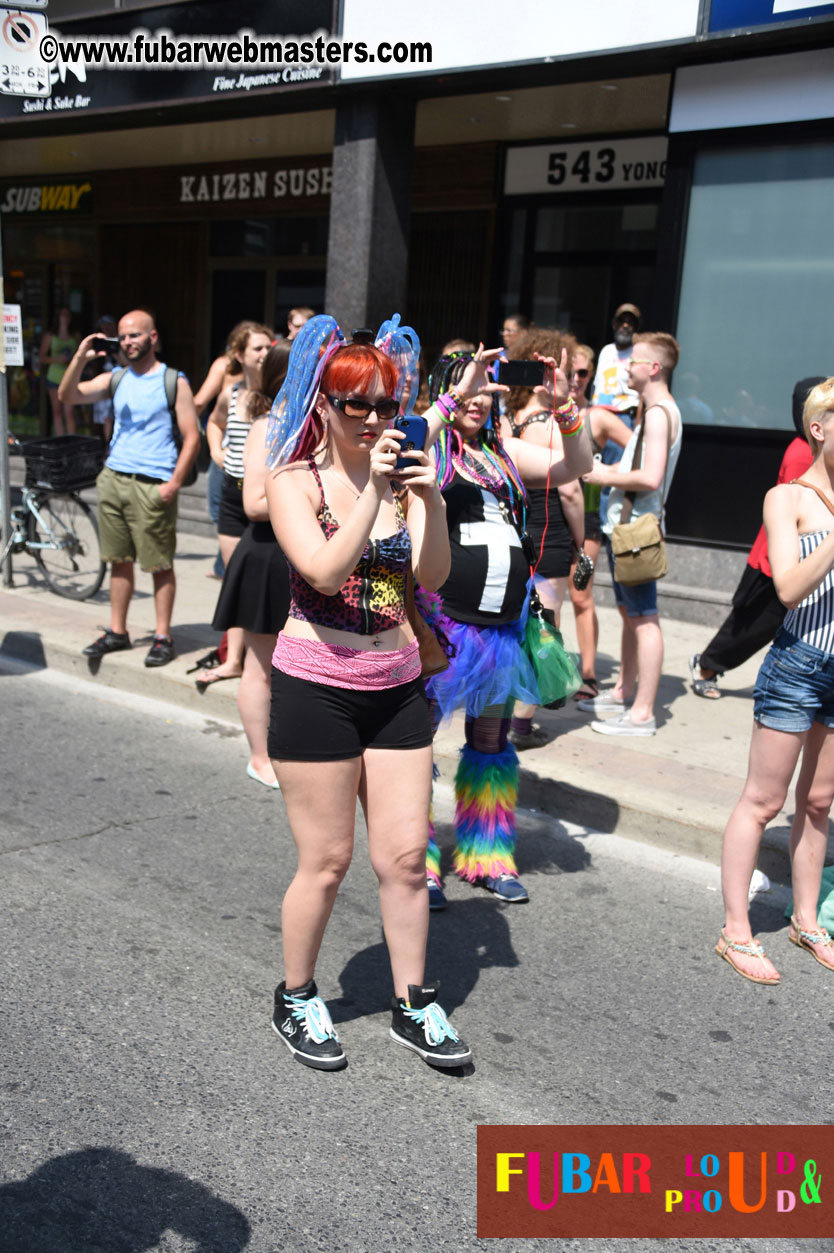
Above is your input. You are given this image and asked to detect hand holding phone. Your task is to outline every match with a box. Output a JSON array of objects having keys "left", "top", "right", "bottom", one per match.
[
  {"left": 497, "top": 359, "right": 545, "bottom": 387},
  {"left": 392, "top": 414, "right": 428, "bottom": 472},
  {"left": 92, "top": 336, "right": 120, "bottom": 356}
]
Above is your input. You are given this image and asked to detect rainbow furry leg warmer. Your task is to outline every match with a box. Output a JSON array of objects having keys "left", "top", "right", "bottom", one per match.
[
  {"left": 453, "top": 743, "right": 519, "bottom": 882},
  {"left": 426, "top": 810, "right": 442, "bottom": 886}
]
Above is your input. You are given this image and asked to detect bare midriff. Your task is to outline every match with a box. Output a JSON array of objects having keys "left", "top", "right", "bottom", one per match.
[{"left": 279, "top": 615, "right": 415, "bottom": 653}]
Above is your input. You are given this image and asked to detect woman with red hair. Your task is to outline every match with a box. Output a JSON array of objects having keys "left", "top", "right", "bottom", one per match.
[{"left": 262, "top": 315, "right": 498, "bottom": 1072}]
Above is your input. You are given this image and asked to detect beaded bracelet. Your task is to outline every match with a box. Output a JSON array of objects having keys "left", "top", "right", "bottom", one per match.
[
  {"left": 434, "top": 389, "right": 466, "bottom": 426},
  {"left": 554, "top": 398, "right": 582, "bottom": 435}
]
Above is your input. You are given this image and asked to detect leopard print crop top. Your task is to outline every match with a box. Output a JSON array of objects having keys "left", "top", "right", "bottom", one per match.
[{"left": 286, "top": 458, "right": 411, "bottom": 635}]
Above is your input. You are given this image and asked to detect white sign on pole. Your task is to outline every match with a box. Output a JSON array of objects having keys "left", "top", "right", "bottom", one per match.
[
  {"left": 3, "top": 304, "right": 24, "bottom": 368},
  {"left": 504, "top": 137, "right": 668, "bottom": 196},
  {"left": 0, "top": 9, "right": 50, "bottom": 97}
]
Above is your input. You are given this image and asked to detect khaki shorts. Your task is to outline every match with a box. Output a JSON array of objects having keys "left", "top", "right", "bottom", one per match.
[{"left": 97, "top": 465, "right": 177, "bottom": 573}]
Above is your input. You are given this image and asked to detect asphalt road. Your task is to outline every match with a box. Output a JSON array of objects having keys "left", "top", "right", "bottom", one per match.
[{"left": 1, "top": 661, "right": 832, "bottom": 1253}]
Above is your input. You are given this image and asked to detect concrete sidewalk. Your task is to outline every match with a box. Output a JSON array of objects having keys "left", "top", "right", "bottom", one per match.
[{"left": 0, "top": 528, "right": 797, "bottom": 878}]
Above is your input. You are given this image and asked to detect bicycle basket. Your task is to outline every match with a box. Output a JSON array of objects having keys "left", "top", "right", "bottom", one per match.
[{"left": 22, "top": 435, "right": 104, "bottom": 491}]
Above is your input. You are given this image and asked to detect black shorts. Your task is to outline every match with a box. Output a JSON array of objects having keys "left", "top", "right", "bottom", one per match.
[
  {"left": 268, "top": 668, "right": 433, "bottom": 761},
  {"left": 532, "top": 534, "right": 574, "bottom": 580},
  {"left": 218, "top": 473, "right": 247, "bottom": 538},
  {"left": 584, "top": 510, "right": 603, "bottom": 545}
]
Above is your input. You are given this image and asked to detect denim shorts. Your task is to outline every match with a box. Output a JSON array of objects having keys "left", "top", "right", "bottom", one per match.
[
  {"left": 604, "top": 538, "right": 658, "bottom": 618},
  {"left": 753, "top": 627, "right": 834, "bottom": 733}
]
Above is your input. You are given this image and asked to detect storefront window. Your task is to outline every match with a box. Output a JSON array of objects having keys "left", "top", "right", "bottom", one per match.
[
  {"left": 497, "top": 195, "right": 659, "bottom": 350},
  {"left": 676, "top": 142, "right": 834, "bottom": 431},
  {"left": 534, "top": 203, "right": 658, "bottom": 252},
  {"left": 4, "top": 223, "right": 95, "bottom": 435},
  {"left": 210, "top": 217, "right": 328, "bottom": 259}
]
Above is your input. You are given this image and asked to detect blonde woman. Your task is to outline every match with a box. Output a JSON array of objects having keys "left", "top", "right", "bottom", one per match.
[{"left": 717, "top": 378, "right": 834, "bottom": 984}]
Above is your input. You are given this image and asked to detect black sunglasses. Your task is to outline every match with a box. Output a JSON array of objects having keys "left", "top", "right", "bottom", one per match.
[
  {"left": 327, "top": 395, "right": 400, "bottom": 421},
  {"left": 572, "top": 368, "right": 589, "bottom": 379}
]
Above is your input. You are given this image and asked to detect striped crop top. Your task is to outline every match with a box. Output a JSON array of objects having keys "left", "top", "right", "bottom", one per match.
[
  {"left": 782, "top": 530, "right": 834, "bottom": 654},
  {"left": 286, "top": 459, "right": 411, "bottom": 635},
  {"left": 222, "top": 383, "right": 248, "bottom": 480}
]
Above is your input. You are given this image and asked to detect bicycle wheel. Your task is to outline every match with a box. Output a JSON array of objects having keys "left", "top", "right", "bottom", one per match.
[{"left": 30, "top": 492, "right": 105, "bottom": 600}]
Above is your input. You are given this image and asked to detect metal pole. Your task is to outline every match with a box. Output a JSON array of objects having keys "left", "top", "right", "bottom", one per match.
[{"left": 0, "top": 214, "right": 14, "bottom": 588}]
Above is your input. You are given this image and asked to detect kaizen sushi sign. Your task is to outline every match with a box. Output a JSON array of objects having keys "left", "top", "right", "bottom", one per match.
[{"left": 504, "top": 137, "right": 667, "bottom": 196}]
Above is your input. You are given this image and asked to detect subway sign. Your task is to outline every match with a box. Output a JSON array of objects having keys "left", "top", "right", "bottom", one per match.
[{"left": 1, "top": 181, "right": 92, "bottom": 212}]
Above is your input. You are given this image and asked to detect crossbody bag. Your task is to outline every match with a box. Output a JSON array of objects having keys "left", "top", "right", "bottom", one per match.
[{"left": 609, "top": 405, "right": 673, "bottom": 587}]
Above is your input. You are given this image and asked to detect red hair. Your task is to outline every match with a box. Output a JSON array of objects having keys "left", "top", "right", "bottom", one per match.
[
  {"left": 283, "top": 342, "right": 400, "bottom": 464},
  {"left": 322, "top": 344, "right": 398, "bottom": 397}
]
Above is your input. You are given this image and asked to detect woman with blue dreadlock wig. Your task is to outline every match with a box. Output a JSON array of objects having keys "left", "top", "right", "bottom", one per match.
[
  {"left": 260, "top": 313, "right": 502, "bottom": 1072},
  {"left": 423, "top": 349, "right": 591, "bottom": 908}
]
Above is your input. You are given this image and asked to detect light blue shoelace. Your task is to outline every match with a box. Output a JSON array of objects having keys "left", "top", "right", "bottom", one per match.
[
  {"left": 288, "top": 995, "right": 339, "bottom": 1044},
  {"left": 405, "top": 1001, "right": 459, "bottom": 1046}
]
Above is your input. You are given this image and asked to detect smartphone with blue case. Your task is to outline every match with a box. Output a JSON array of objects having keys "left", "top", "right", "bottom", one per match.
[{"left": 392, "top": 414, "right": 428, "bottom": 472}]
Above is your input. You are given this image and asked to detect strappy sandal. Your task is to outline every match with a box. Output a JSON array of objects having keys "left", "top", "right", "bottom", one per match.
[
  {"left": 573, "top": 677, "right": 599, "bottom": 702},
  {"left": 789, "top": 916, "right": 834, "bottom": 969},
  {"left": 186, "top": 647, "right": 223, "bottom": 674},
  {"left": 715, "top": 929, "right": 780, "bottom": 985},
  {"left": 690, "top": 653, "right": 721, "bottom": 699}
]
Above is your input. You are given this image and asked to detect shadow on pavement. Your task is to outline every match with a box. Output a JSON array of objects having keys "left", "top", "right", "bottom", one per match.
[
  {"left": 0, "top": 631, "right": 46, "bottom": 671},
  {"left": 0, "top": 1146, "right": 251, "bottom": 1252},
  {"left": 333, "top": 897, "right": 519, "bottom": 1022}
]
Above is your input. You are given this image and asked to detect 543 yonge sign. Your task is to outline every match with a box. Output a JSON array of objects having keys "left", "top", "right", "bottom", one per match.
[{"left": 505, "top": 137, "right": 667, "bottom": 195}]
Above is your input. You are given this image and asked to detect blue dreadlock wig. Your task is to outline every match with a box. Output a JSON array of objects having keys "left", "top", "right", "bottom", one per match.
[
  {"left": 375, "top": 314, "right": 421, "bottom": 416},
  {"left": 265, "top": 315, "right": 345, "bottom": 468}
]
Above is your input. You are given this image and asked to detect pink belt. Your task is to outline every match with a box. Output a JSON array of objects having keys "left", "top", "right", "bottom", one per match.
[{"left": 272, "top": 633, "right": 420, "bottom": 690}]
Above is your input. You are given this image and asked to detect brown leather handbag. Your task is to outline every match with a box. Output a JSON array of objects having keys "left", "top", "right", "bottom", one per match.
[{"left": 404, "top": 569, "right": 450, "bottom": 678}]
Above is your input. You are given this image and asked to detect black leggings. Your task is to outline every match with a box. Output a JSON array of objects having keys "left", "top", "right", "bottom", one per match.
[{"left": 465, "top": 703, "right": 511, "bottom": 753}]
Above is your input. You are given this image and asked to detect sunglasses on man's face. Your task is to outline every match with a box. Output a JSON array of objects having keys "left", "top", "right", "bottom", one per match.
[
  {"left": 571, "top": 368, "right": 589, "bottom": 379},
  {"left": 327, "top": 395, "right": 400, "bottom": 421}
]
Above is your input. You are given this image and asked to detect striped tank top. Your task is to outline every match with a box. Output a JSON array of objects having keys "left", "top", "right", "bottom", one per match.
[
  {"left": 783, "top": 530, "right": 834, "bottom": 654},
  {"left": 222, "top": 383, "right": 249, "bottom": 480}
]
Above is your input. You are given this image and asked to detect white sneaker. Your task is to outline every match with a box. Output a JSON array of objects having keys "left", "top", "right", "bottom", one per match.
[
  {"left": 575, "top": 690, "right": 626, "bottom": 715},
  {"left": 591, "top": 711, "right": 656, "bottom": 737}
]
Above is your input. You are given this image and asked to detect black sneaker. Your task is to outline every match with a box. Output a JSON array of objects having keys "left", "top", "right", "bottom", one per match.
[
  {"left": 390, "top": 983, "right": 472, "bottom": 1068},
  {"left": 272, "top": 980, "right": 346, "bottom": 1071},
  {"left": 144, "top": 636, "right": 175, "bottom": 667},
  {"left": 83, "top": 629, "right": 131, "bottom": 658},
  {"left": 508, "top": 724, "right": 549, "bottom": 751}
]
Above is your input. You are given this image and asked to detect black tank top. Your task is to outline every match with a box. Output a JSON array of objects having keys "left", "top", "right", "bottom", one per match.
[{"left": 439, "top": 472, "right": 530, "bottom": 626}]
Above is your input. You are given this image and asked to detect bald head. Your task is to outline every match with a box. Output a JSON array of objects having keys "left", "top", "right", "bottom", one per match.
[{"left": 118, "top": 310, "right": 158, "bottom": 370}]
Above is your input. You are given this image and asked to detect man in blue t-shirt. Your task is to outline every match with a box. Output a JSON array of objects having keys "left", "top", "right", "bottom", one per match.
[{"left": 59, "top": 309, "right": 200, "bottom": 667}]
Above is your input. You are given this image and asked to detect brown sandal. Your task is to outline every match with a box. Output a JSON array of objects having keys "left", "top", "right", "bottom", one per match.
[
  {"left": 788, "top": 916, "right": 834, "bottom": 969},
  {"left": 715, "top": 929, "right": 780, "bottom": 985}
]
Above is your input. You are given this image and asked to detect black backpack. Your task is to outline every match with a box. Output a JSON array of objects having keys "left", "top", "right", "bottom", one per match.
[{"left": 110, "top": 365, "right": 198, "bottom": 487}]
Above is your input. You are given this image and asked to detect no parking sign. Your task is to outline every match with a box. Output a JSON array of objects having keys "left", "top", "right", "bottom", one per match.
[{"left": 0, "top": 8, "right": 50, "bottom": 97}]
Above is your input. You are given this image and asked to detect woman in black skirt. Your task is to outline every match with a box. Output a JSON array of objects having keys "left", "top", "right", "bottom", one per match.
[
  {"left": 203, "top": 321, "right": 273, "bottom": 683},
  {"left": 212, "top": 343, "right": 291, "bottom": 787}
]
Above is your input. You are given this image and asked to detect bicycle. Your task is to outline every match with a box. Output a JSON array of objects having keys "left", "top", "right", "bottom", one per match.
[{"left": 1, "top": 435, "right": 105, "bottom": 601}]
